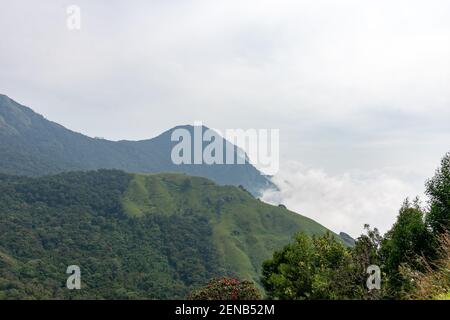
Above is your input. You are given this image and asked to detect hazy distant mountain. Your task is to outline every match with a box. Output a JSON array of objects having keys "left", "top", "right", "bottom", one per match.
[
  {"left": 339, "top": 232, "right": 356, "bottom": 247},
  {"left": 0, "top": 170, "right": 333, "bottom": 299},
  {"left": 0, "top": 94, "right": 273, "bottom": 195}
]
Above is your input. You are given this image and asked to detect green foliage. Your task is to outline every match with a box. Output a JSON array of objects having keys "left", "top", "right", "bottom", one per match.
[
  {"left": 376, "top": 153, "right": 449, "bottom": 298},
  {"left": 426, "top": 152, "right": 450, "bottom": 236},
  {"left": 0, "top": 170, "right": 226, "bottom": 299},
  {"left": 121, "top": 173, "right": 334, "bottom": 286},
  {"left": 403, "top": 233, "right": 450, "bottom": 300},
  {"left": 261, "top": 232, "right": 353, "bottom": 299},
  {"left": 0, "top": 170, "right": 332, "bottom": 299},
  {"left": 261, "top": 151, "right": 450, "bottom": 300},
  {"left": 381, "top": 199, "right": 434, "bottom": 297},
  {"left": 187, "top": 277, "right": 262, "bottom": 300},
  {"left": 261, "top": 224, "right": 423, "bottom": 300}
]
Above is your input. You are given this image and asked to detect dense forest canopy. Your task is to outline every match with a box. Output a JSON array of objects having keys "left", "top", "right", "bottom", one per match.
[{"left": 0, "top": 170, "right": 333, "bottom": 299}]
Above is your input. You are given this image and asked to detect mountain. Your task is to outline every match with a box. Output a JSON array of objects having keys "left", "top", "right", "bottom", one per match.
[
  {"left": 0, "top": 170, "right": 333, "bottom": 299},
  {"left": 339, "top": 232, "right": 356, "bottom": 247},
  {"left": 0, "top": 94, "right": 272, "bottom": 196}
]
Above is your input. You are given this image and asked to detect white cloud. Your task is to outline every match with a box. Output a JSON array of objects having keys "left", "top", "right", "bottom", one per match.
[
  {"left": 0, "top": 1, "right": 449, "bottom": 235},
  {"left": 1, "top": 0, "right": 449, "bottom": 140},
  {"left": 262, "top": 161, "right": 420, "bottom": 237}
]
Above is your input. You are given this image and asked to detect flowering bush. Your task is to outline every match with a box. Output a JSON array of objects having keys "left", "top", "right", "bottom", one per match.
[{"left": 187, "top": 277, "right": 262, "bottom": 300}]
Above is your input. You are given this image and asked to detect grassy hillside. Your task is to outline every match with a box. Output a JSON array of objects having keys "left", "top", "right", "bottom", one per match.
[
  {"left": 0, "top": 170, "right": 332, "bottom": 299},
  {"left": 121, "top": 173, "right": 331, "bottom": 283}
]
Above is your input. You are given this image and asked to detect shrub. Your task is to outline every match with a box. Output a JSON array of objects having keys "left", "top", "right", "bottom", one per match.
[
  {"left": 404, "top": 233, "right": 450, "bottom": 300},
  {"left": 187, "top": 277, "right": 262, "bottom": 300}
]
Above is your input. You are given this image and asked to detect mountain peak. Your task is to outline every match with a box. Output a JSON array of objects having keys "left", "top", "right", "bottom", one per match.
[
  {"left": 0, "top": 94, "right": 273, "bottom": 196},
  {"left": 0, "top": 95, "right": 38, "bottom": 134}
]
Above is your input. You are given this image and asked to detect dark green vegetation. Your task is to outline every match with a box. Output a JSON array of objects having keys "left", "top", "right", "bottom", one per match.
[
  {"left": 0, "top": 170, "right": 332, "bottom": 299},
  {"left": 262, "top": 232, "right": 357, "bottom": 299},
  {"left": 407, "top": 233, "right": 449, "bottom": 300},
  {"left": 2, "top": 92, "right": 445, "bottom": 300},
  {"left": 187, "top": 277, "right": 262, "bottom": 300},
  {"left": 261, "top": 152, "right": 450, "bottom": 300},
  {"left": 0, "top": 94, "right": 272, "bottom": 196}
]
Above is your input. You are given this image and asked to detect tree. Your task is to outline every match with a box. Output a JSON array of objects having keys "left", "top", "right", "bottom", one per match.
[
  {"left": 381, "top": 199, "right": 434, "bottom": 297},
  {"left": 261, "top": 232, "right": 353, "bottom": 299},
  {"left": 349, "top": 225, "right": 386, "bottom": 299},
  {"left": 404, "top": 233, "right": 450, "bottom": 299},
  {"left": 187, "top": 277, "right": 262, "bottom": 300},
  {"left": 426, "top": 152, "right": 450, "bottom": 236},
  {"left": 261, "top": 151, "right": 450, "bottom": 300}
]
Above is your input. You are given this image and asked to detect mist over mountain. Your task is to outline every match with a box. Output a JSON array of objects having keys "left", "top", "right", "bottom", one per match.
[
  {"left": 0, "top": 94, "right": 272, "bottom": 196},
  {"left": 0, "top": 94, "right": 348, "bottom": 299}
]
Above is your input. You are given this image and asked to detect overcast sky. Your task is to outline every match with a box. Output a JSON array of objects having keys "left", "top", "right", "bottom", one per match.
[{"left": 1, "top": 0, "right": 449, "bottom": 236}]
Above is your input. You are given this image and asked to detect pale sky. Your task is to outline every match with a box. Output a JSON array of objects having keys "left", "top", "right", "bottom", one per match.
[{"left": 1, "top": 0, "right": 449, "bottom": 236}]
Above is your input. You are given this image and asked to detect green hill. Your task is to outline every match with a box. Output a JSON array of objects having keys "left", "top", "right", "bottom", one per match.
[
  {"left": 0, "top": 94, "right": 272, "bottom": 196},
  {"left": 0, "top": 170, "right": 332, "bottom": 299}
]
